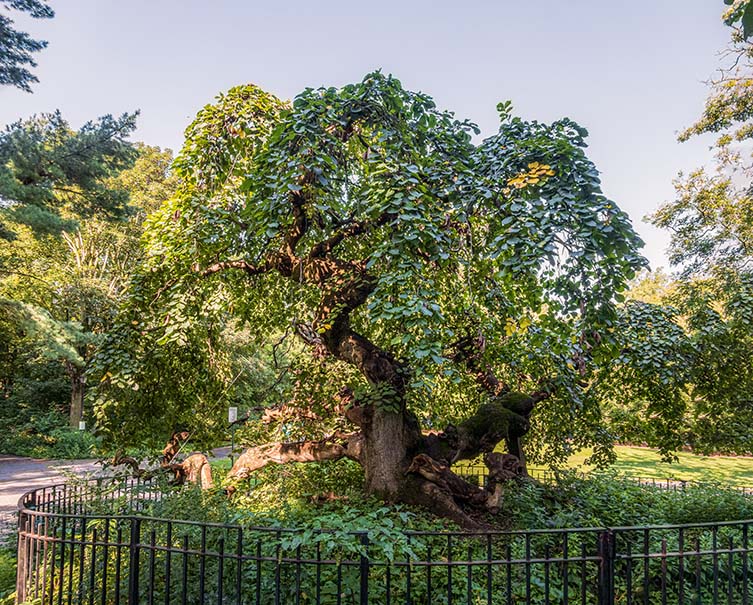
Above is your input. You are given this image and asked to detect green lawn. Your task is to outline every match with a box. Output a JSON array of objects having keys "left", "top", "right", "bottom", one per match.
[
  {"left": 532, "top": 445, "right": 753, "bottom": 485},
  {"left": 213, "top": 445, "right": 753, "bottom": 486}
]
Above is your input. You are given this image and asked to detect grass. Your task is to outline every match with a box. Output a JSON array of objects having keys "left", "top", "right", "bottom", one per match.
[
  {"left": 211, "top": 458, "right": 232, "bottom": 470},
  {"left": 532, "top": 445, "right": 753, "bottom": 485}
]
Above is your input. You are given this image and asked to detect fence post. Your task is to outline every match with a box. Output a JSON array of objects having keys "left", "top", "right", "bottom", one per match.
[
  {"left": 15, "top": 511, "right": 27, "bottom": 605},
  {"left": 128, "top": 517, "right": 142, "bottom": 605},
  {"left": 359, "top": 532, "right": 370, "bottom": 604},
  {"left": 597, "top": 530, "right": 615, "bottom": 605}
]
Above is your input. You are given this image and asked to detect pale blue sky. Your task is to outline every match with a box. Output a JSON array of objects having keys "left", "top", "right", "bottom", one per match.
[{"left": 0, "top": 1, "right": 732, "bottom": 269}]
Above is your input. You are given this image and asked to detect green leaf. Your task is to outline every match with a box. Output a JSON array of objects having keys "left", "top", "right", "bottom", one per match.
[{"left": 743, "top": 2, "right": 753, "bottom": 38}]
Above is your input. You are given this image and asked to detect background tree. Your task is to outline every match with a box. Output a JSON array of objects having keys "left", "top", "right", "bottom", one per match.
[
  {"left": 0, "top": 142, "right": 176, "bottom": 437},
  {"left": 658, "top": 0, "right": 753, "bottom": 447},
  {"left": 724, "top": 0, "right": 753, "bottom": 39},
  {"left": 600, "top": 276, "right": 753, "bottom": 456},
  {"left": 97, "top": 75, "right": 646, "bottom": 526},
  {"left": 0, "top": 0, "right": 54, "bottom": 92},
  {"left": 0, "top": 111, "right": 138, "bottom": 240},
  {"left": 597, "top": 1, "right": 753, "bottom": 458}
]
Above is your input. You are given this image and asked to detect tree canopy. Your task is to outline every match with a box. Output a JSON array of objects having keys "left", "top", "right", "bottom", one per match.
[{"left": 96, "top": 73, "right": 647, "bottom": 525}]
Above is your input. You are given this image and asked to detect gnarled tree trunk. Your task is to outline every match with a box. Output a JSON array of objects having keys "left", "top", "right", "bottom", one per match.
[{"left": 228, "top": 384, "right": 540, "bottom": 528}]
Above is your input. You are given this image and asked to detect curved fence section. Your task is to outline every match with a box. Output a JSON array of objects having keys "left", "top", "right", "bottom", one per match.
[{"left": 15, "top": 476, "right": 753, "bottom": 604}]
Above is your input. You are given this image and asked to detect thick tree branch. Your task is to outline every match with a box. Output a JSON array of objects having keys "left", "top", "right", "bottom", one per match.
[
  {"left": 176, "top": 454, "right": 214, "bottom": 488},
  {"left": 449, "top": 334, "right": 509, "bottom": 397},
  {"left": 309, "top": 220, "right": 367, "bottom": 258},
  {"left": 285, "top": 191, "right": 308, "bottom": 255},
  {"left": 227, "top": 435, "right": 363, "bottom": 481},
  {"left": 108, "top": 432, "right": 214, "bottom": 489},
  {"left": 422, "top": 392, "right": 534, "bottom": 465},
  {"left": 197, "top": 248, "right": 404, "bottom": 397}
]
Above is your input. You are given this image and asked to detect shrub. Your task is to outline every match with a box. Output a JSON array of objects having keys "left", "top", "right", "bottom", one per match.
[
  {"left": 0, "top": 550, "right": 15, "bottom": 603},
  {"left": 21, "top": 469, "right": 753, "bottom": 605},
  {"left": 495, "top": 470, "right": 753, "bottom": 529},
  {"left": 0, "top": 409, "right": 96, "bottom": 458}
]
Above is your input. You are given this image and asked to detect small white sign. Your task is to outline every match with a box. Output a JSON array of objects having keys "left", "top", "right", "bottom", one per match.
[
  {"left": 228, "top": 407, "right": 238, "bottom": 423},
  {"left": 78, "top": 421, "right": 86, "bottom": 431}
]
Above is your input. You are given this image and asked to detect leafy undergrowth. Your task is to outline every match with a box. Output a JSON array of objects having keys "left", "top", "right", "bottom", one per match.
[
  {"left": 147, "top": 460, "right": 453, "bottom": 533},
  {"left": 72, "top": 465, "right": 753, "bottom": 603},
  {"left": 496, "top": 470, "right": 753, "bottom": 529},
  {"left": 0, "top": 550, "right": 15, "bottom": 604},
  {"left": 0, "top": 410, "right": 96, "bottom": 459},
  {"left": 147, "top": 462, "right": 753, "bottom": 533}
]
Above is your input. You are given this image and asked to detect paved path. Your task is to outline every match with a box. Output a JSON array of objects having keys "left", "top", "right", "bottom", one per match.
[
  {"left": 0, "top": 456, "right": 102, "bottom": 514},
  {"left": 0, "top": 455, "right": 101, "bottom": 542},
  {"left": 0, "top": 448, "right": 233, "bottom": 542},
  {"left": 1, "top": 447, "right": 232, "bottom": 512}
]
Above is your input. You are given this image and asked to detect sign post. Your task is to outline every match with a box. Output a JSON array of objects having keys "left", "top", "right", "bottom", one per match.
[{"left": 228, "top": 407, "right": 238, "bottom": 464}]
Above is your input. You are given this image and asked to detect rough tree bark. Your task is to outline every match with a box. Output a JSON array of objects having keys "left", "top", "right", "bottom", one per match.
[{"left": 161, "top": 431, "right": 214, "bottom": 489}]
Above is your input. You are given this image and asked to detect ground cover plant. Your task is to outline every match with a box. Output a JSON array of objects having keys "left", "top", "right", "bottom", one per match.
[
  {"left": 172, "top": 464, "right": 753, "bottom": 531},
  {"left": 0, "top": 550, "right": 13, "bottom": 605},
  {"left": 0, "top": 409, "right": 96, "bottom": 458}
]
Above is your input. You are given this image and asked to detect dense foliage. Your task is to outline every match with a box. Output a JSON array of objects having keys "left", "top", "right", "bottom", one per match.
[
  {"left": 0, "top": 0, "right": 53, "bottom": 92},
  {"left": 95, "top": 74, "right": 646, "bottom": 475},
  {"left": 30, "top": 470, "right": 753, "bottom": 605},
  {"left": 165, "top": 464, "right": 753, "bottom": 532},
  {"left": 0, "top": 550, "right": 14, "bottom": 604},
  {"left": 84, "top": 470, "right": 753, "bottom": 605},
  {"left": 601, "top": 275, "right": 753, "bottom": 456}
]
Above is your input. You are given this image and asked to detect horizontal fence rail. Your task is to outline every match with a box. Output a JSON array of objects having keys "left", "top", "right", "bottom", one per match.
[{"left": 15, "top": 475, "right": 753, "bottom": 604}]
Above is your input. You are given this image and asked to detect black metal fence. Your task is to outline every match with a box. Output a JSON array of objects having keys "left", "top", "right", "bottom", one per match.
[{"left": 15, "top": 476, "right": 753, "bottom": 604}]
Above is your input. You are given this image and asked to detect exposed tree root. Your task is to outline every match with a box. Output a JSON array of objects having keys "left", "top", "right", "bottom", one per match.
[{"left": 402, "top": 451, "right": 524, "bottom": 529}]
